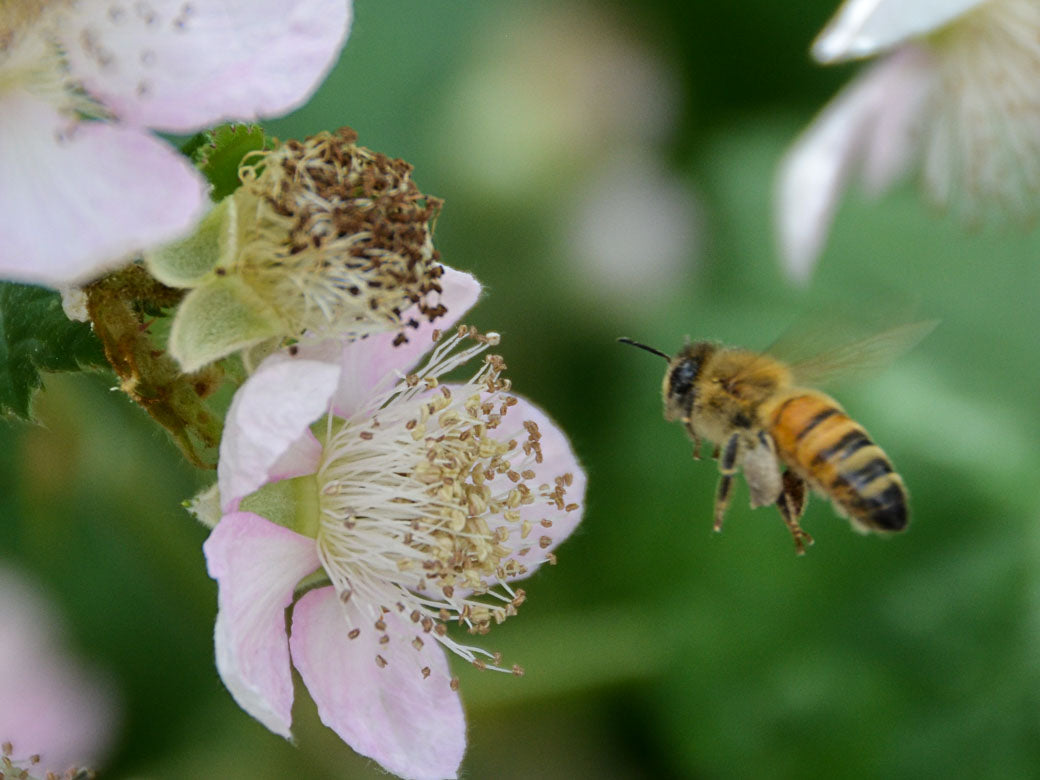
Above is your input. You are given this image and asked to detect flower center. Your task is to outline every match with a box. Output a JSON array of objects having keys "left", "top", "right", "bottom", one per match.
[
  {"left": 311, "top": 327, "right": 572, "bottom": 671},
  {"left": 0, "top": 1, "right": 103, "bottom": 122},
  {"left": 230, "top": 128, "right": 447, "bottom": 344}
]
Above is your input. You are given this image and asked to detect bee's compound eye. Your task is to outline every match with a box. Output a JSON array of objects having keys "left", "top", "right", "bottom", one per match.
[{"left": 668, "top": 357, "right": 701, "bottom": 400}]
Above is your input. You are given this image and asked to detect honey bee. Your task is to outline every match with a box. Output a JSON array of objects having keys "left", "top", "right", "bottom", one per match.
[{"left": 619, "top": 321, "right": 936, "bottom": 554}]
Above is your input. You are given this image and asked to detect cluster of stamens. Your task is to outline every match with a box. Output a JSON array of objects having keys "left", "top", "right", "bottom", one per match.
[
  {"left": 313, "top": 326, "right": 579, "bottom": 679},
  {"left": 925, "top": 0, "right": 1040, "bottom": 222},
  {"left": 0, "top": 4, "right": 85, "bottom": 115},
  {"left": 232, "top": 127, "right": 446, "bottom": 343},
  {"left": 1, "top": 740, "right": 93, "bottom": 780}
]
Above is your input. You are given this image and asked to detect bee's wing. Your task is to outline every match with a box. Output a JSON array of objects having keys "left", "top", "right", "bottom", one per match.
[{"left": 771, "top": 319, "right": 938, "bottom": 388}]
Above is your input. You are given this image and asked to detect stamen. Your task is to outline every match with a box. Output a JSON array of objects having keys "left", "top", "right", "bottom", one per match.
[
  {"left": 309, "top": 328, "right": 575, "bottom": 672},
  {"left": 924, "top": 0, "right": 1040, "bottom": 222}
]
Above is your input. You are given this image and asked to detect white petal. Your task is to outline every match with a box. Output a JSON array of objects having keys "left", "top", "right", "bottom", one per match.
[
  {"left": 56, "top": 0, "right": 353, "bottom": 132},
  {"left": 0, "top": 92, "right": 207, "bottom": 286},
  {"left": 204, "top": 512, "right": 321, "bottom": 739},
  {"left": 775, "top": 51, "right": 933, "bottom": 282},
  {"left": 813, "top": 0, "right": 988, "bottom": 62},
  {"left": 218, "top": 359, "right": 339, "bottom": 510},
  {"left": 290, "top": 588, "right": 466, "bottom": 780}
]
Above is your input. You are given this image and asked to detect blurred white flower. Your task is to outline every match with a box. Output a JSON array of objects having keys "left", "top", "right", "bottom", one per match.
[
  {"left": 0, "top": 566, "right": 117, "bottom": 778},
  {"left": 0, "top": 0, "right": 352, "bottom": 287},
  {"left": 777, "top": 0, "right": 1040, "bottom": 281},
  {"left": 565, "top": 150, "right": 700, "bottom": 306}
]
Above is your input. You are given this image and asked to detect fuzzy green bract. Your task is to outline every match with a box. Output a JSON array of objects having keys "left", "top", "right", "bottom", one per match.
[{"left": 0, "top": 283, "right": 107, "bottom": 419}]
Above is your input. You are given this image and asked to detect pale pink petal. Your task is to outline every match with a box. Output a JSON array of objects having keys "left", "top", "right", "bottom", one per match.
[
  {"left": 495, "top": 396, "right": 586, "bottom": 581},
  {"left": 0, "top": 567, "right": 117, "bottom": 775},
  {"left": 268, "top": 429, "right": 325, "bottom": 485},
  {"left": 775, "top": 52, "right": 932, "bottom": 282},
  {"left": 859, "top": 47, "right": 934, "bottom": 194},
  {"left": 331, "top": 266, "right": 482, "bottom": 416},
  {"left": 218, "top": 358, "right": 339, "bottom": 510},
  {"left": 290, "top": 588, "right": 466, "bottom": 780},
  {"left": 57, "top": 0, "right": 353, "bottom": 132},
  {"left": 204, "top": 512, "right": 321, "bottom": 739},
  {"left": 812, "top": 0, "right": 988, "bottom": 63},
  {"left": 0, "top": 92, "right": 207, "bottom": 286}
]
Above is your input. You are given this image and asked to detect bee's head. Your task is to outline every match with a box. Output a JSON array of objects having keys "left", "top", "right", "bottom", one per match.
[
  {"left": 663, "top": 342, "right": 715, "bottom": 422},
  {"left": 618, "top": 337, "right": 716, "bottom": 423}
]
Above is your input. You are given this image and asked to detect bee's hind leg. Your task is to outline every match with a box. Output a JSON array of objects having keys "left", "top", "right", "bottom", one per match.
[
  {"left": 712, "top": 433, "right": 742, "bottom": 533},
  {"left": 776, "top": 470, "right": 814, "bottom": 555}
]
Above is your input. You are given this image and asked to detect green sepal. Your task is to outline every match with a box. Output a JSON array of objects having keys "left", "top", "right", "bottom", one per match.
[
  {"left": 240, "top": 474, "right": 320, "bottom": 537},
  {"left": 0, "top": 283, "right": 107, "bottom": 420},
  {"left": 169, "top": 276, "right": 284, "bottom": 373},
  {"left": 183, "top": 124, "right": 272, "bottom": 201},
  {"left": 144, "top": 196, "right": 232, "bottom": 288}
]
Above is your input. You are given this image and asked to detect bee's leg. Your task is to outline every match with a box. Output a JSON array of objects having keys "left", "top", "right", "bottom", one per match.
[
  {"left": 683, "top": 420, "right": 703, "bottom": 460},
  {"left": 776, "top": 470, "right": 814, "bottom": 555},
  {"left": 713, "top": 433, "right": 741, "bottom": 532}
]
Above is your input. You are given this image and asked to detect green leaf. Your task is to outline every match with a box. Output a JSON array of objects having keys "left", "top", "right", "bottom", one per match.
[
  {"left": 187, "top": 124, "right": 272, "bottom": 201},
  {"left": 0, "top": 283, "right": 107, "bottom": 419}
]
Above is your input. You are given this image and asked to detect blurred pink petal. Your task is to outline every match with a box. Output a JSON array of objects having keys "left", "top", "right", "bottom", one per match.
[
  {"left": 2, "top": 0, "right": 352, "bottom": 286},
  {"left": 57, "top": 0, "right": 353, "bottom": 133},
  {"left": 813, "top": 0, "right": 988, "bottom": 62},
  {"left": 218, "top": 359, "right": 339, "bottom": 510},
  {"left": 204, "top": 511, "right": 321, "bottom": 738},
  {"left": 290, "top": 588, "right": 466, "bottom": 780},
  {"left": 775, "top": 48, "right": 933, "bottom": 282},
  {"left": 566, "top": 150, "right": 699, "bottom": 304},
  {"left": 0, "top": 92, "right": 207, "bottom": 286},
  {"left": 0, "top": 567, "right": 117, "bottom": 775}
]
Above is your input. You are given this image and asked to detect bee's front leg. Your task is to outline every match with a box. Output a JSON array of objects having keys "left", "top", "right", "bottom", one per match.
[
  {"left": 712, "top": 433, "right": 742, "bottom": 533},
  {"left": 776, "top": 470, "right": 814, "bottom": 555},
  {"left": 683, "top": 418, "right": 704, "bottom": 460}
]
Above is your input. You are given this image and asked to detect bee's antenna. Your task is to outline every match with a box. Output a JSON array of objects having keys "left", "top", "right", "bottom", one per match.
[{"left": 617, "top": 337, "right": 670, "bottom": 360}]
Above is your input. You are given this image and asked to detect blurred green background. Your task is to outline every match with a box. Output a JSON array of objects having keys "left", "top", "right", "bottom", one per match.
[{"left": 5, "top": 0, "right": 1040, "bottom": 776}]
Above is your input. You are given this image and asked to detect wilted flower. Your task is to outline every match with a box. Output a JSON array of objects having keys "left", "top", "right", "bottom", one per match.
[
  {"left": 0, "top": 566, "right": 117, "bottom": 778},
  {"left": 147, "top": 128, "right": 447, "bottom": 372},
  {"left": 776, "top": 0, "right": 1040, "bottom": 280},
  {"left": 0, "top": 0, "right": 352, "bottom": 287},
  {"left": 201, "top": 268, "right": 586, "bottom": 780}
]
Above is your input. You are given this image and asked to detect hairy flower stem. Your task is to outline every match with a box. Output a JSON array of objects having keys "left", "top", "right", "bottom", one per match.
[{"left": 84, "top": 265, "right": 225, "bottom": 468}]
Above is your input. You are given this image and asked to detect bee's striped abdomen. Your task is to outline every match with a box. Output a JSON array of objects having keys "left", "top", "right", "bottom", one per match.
[{"left": 765, "top": 392, "right": 908, "bottom": 532}]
